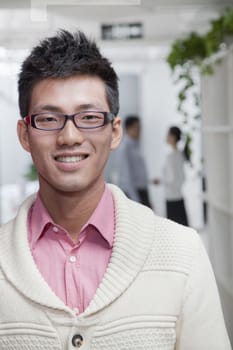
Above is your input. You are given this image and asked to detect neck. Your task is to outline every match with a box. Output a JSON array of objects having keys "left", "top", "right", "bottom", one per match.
[
  {"left": 171, "top": 143, "right": 177, "bottom": 150},
  {"left": 38, "top": 180, "right": 105, "bottom": 242}
]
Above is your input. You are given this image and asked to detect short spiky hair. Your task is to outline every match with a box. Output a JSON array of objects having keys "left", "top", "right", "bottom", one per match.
[{"left": 18, "top": 30, "right": 119, "bottom": 117}]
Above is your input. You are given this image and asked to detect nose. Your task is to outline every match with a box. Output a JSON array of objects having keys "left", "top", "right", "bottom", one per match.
[{"left": 57, "top": 120, "right": 85, "bottom": 146}]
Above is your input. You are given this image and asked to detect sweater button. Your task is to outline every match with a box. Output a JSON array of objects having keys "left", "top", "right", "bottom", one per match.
[{"left": 72, "top": 334, "right": 83, "bottom": 348}]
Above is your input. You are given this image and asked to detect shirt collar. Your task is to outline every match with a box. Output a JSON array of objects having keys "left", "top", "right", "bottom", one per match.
[
  {"left": 28, "top": 184, "right": 115, "bottom": 248},
  {"left": 81, "top": 185, "right": 115, "bottom": 247},
  {"left": 28, "top": 195, "right": 53, "bottom": 248}
]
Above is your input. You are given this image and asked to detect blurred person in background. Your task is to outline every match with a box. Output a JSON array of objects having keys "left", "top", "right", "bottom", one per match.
[
  {"left": 0, "top": 30, "right": 231, "bottom": 350},
  {"left": 118, "top": 115, "right": 152, "bottom": 208},
  {"left": 153, "top": 126, "right": 189, "bottom": 226}
]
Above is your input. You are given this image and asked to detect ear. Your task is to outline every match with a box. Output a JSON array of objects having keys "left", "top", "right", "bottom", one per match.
[
  {"left": 17, "top": 119, "right": 31, "bottom": 153},
  {"left": 110, "top": 116, "right": 123, "bottom": 150}
]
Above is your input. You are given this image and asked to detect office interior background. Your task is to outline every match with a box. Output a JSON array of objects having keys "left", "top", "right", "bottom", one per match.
[{"left": 0, "top": 0, "right": 233, "bottom": 345}]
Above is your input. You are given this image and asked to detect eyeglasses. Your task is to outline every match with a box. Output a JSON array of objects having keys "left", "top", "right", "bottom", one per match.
[{"left": 24, "top": 111, "right": 115, "bottom": 131}]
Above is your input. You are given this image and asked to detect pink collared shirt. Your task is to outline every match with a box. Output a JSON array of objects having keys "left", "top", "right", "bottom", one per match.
[{"left": 27, "top": 185, "right": 115, "bottom": 315}]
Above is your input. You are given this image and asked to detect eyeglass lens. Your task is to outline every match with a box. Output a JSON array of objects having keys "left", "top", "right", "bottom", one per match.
[{"left": 34, "top": 111, "right": 106, "bottom": 130}]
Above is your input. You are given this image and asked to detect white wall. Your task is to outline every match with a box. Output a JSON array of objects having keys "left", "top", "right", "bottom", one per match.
[
  {"left": 0, "top": 56, "right": 33, "bottom": 223},
  {"left": 0, "top": 77, "right": 31, "bottom": 185},
  {"left": 201, "top": 46, "right": 233, "bottom": 344}
]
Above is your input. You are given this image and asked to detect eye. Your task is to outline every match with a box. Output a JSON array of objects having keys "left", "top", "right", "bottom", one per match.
[
  {"left": 74, "top": 111, "right": 105, "bottom": 128},
  {"left": 36, "top": 115, "right": 58, "bottom": 123},
  {"left": 82, "top": 114, "right": 102, "bottom": 120}
]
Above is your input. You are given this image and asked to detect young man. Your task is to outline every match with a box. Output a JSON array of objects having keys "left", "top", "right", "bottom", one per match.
[
  {"left": 119, "top": 115, "right": 152, "bottom": 208},
  {"left": 0, "top": 30, "right": 230, "bottom": 350}
]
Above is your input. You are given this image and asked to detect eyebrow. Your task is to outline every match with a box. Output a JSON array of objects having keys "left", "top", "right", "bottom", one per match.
[{"left": 34, "top": 103, "right": 104, "bottom": 113}]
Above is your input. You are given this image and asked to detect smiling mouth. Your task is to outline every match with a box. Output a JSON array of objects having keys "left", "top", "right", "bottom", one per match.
[{"left": 55, "top": 155, "right": 88, "bottom": 163}]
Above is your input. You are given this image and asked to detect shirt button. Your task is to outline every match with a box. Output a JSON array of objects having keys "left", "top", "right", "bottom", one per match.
[
  {"left": 72, "top": 334, "right": 83, "bottom": 348},
  {"left": 69, "top": 255, "right": 76, "bottom": 263},
  {"left": 73, "top": 307, "right": 80, "bottom": 315},
  {"left": 52, "top": 226, "right": 59, "bottom": 233}
]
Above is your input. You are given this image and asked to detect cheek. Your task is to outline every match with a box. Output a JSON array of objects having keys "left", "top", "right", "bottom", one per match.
[
  {"left": 28, "top": 139, "right": 44, "bottom": 156},
  {"left": 29, "top": 145, "right": 45, "bottom": 168},
  {"left": 91, "top": 134, "right": 112, "bottom": 163},
  {"left": 100, "top": 133, "right": 112, "bottom": 153},
  {"left": 28, "top": 128, "right": 56, "bottom": 148},
  {"left": 28, "top": 134, "right": 51, "bottom": 162},
  {"left": 89, "top": 128, "right": 112, "bottom": 148}
]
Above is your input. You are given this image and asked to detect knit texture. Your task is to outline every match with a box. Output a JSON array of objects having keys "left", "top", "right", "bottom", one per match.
[
  {"left": 142, "top": 218, "right": 196, "bottom": 274},
  {"left": 0, "top": 336, "right": 61, "bottom": 350},
  {"left": 92, "top": 328, "right": 176, "bottom": 350}
]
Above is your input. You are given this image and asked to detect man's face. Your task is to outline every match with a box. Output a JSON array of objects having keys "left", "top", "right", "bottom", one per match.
[
  {"left": 17, "top": 75, "right": 122, "bottom": 195},
  {"left": 128, "top": 121, "right": 140, "bottom": 140}
]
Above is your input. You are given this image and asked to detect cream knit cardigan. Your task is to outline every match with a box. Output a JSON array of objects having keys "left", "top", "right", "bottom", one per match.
[{"left": 0, "top": 184, "right": 231, "bottom": 350}]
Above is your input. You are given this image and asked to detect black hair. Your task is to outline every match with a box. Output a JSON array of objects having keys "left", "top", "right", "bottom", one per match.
[
  {"left": 18, "top": 29, "right": 119, "bottom": 117},
  {"left": 169, "top": 126, "right": 191, "bottom": 162},
  {"left": 169, "top": 126, "right": 182, "bottom": 142},
  {"left": 124, "top": 115, "right": 140, "bottom": 129}
]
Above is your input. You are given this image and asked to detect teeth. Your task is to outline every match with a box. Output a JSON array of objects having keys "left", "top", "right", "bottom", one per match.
[{"left": 56, "top": 155, "right": 86, "bottom": 163}]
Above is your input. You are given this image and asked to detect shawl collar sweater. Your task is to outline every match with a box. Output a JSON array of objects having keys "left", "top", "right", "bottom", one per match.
[{"left": 0, "top": 184, "right": 231, "bottom": 350}]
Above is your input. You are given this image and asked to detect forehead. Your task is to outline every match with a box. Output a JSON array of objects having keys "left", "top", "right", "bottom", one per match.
[{"left": 29, "top": 75, "right": 109, "bottom": 112}]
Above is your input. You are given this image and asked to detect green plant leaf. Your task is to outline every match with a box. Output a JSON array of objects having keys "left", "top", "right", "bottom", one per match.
[{"left": 25, "top": 163, "right": 38, "bottom": 181}]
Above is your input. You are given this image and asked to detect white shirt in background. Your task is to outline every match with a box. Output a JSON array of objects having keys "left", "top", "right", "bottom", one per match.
[{"left": 163, "top": 149, "right": 185, "bottom": 201}]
